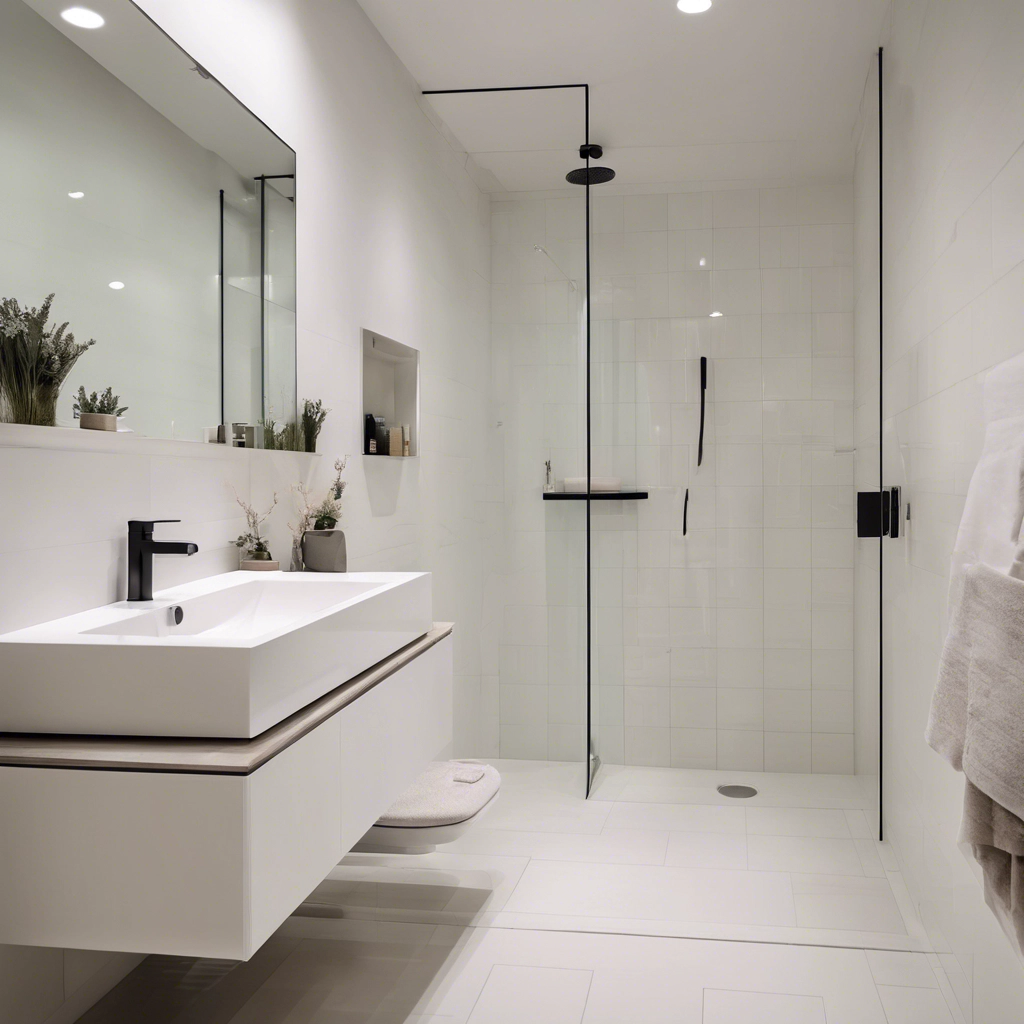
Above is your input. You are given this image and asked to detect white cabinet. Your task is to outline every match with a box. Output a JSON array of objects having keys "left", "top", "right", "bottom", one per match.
[{"left": 0, "top": 633, "right": 452, "bottom": 960}]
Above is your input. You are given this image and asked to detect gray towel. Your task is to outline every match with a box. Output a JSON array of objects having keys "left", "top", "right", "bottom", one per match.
[
  {"left": 960, "top": 780, "right": 1024, "bottom": 961},
  {"left": 928, "top": 560, "right": 1024, "bottom": 792},
  {"left": 957, "top": 564, "right": 1024, "bottom": 821},
  {"left": 934, "top": 562, "right": 1024, "bottom": 960}
]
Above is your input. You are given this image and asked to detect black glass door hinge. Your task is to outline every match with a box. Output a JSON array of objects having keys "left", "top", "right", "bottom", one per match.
[{"left": 857, "top": 487, "right": 901, "bottom": 538}]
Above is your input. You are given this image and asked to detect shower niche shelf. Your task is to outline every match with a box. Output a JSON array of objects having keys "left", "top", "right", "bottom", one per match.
[
  {"left": 362, "top": 329, "right": 419, "bottom": 458},
  {"left": 543, "top": 491, "right": 648, "bottom": 501}
]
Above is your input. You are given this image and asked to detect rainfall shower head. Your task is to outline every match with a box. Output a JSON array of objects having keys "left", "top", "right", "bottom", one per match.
[
  {"left": 566, "top": 143, "right": 615, "bottom": 186},
  {"left": 566, "top": 166, "right": 616, "bottom": 186}
]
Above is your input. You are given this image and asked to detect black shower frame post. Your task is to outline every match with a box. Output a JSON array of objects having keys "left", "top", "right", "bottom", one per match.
[
  {"left": 258, "top": 176, "right": 266, "bottom": 423},
  {"left": 877, "top": 46, "right": 885, "bottom": 843},
  {"left": 219, "top": 189, "right": 225, "bottom": 426},
  {"left": 421, "top": 82, "right": 597, "bottom": 795}
]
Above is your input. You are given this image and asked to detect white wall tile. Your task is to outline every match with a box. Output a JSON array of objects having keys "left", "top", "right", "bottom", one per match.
[{"left": 713, "top": 189, "right": 760, "bottom": 228}]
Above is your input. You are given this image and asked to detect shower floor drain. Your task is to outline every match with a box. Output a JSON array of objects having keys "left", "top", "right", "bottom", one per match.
[{"left": 717, "top": 784, "right": 758, "bottom": 799}]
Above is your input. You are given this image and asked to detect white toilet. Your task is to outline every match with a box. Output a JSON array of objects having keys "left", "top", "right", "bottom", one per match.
[{"left": 354, "top": 760, "right": 501, "bottom": 854}]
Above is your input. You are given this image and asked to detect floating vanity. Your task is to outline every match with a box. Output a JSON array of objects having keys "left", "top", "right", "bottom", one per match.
[{"left": 0, "top": 573, "right": 453, "bottom": 961}]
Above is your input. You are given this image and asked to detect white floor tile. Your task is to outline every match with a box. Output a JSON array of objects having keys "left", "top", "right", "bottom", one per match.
[
  {"left": 876, "top": 984, "right": 956, "bottom": 1024},
  {"left": 447, "top": 827, "right": 669, "bottom": 865},
  {"left": 665, "top": 832, "right": 748, "bottom": 869},
  {"left": 745, "top": 806, "right": 851, "bottom": 838},
  {"left": 467, "top": 965, "right": 592, "bottom": 1024},
  {"left": 604, "top": 801, "right": 746, "bottom": 833},
  {"left": 844, "top": 808, "right": 873, "bottom": 838},
  {"left": 792, "top": 874, "right": 906, "bottom": 934},
  {"left": 866, "top": 950, "right": 939, "bottom": 989},
  {"left": 502, "top": 860, "right": 796, "bottom": 928},
  {"left": 746, "top": 834, "right": 864, "bottom": 874},
  {"left": 703, "top": 988, "right": 825, "bottom": 1023}
]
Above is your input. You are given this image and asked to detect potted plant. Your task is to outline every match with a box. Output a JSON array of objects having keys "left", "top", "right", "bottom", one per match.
[
  {"left": 289, "top": 458, "right": 347, "bottom": 571},
  {"left": 301, "top": 398, "right": 329, "bottom": 453},
  {"left": 73, "top": 386, "right": 127, "bottom": 431},
  {"left": 0, "top": 293, "right": 95, "bottom": 426},
  {"left": 234, "top": 492, "right": 279, "bottom": 570}
]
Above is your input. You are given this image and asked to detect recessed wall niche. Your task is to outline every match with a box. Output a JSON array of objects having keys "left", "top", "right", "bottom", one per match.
[{"left": 361, "top": 330, "right": 419, "bottom": 458}]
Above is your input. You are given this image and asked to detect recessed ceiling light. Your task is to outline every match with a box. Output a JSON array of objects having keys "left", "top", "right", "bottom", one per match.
[
  {"left": 709, "top": 310, "right": 722, "bottom": 317},
  {"left": 61, "top": 7, "right": 105, "bottom": 29},
  {"left": 677, "top": 0, "right": 712, "bottom": 12},
  {"left": 108, "top": 281, "right": 125, "bottom": 290},
  {"left": 68, "top": 191, "right": 85, "bottom": 199}
]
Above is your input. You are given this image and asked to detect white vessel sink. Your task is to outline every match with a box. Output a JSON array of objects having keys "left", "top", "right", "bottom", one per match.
[{"left": 0, "top": 571, "right": 432, "bottom": 738}]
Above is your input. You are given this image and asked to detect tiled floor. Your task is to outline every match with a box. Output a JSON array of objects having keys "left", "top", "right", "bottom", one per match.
[{"left": 78, "top": 762, "right": 962, "bottom": 1023}]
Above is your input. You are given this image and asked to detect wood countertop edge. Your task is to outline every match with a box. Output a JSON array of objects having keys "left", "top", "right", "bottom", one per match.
[{"left": 0, "top": 623, "right": 454, "bottom": 775}]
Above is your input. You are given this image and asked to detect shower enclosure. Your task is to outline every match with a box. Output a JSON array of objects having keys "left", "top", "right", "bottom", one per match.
[{"left": 430, "top": 64, "right": 882, "bottom": 820}]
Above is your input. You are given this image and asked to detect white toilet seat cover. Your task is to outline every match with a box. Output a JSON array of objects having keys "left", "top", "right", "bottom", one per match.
[{"left": 376, "top": 760, "right": 501, "bottom": 828}]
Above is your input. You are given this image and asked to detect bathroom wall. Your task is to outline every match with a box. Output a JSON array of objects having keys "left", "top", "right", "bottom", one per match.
[
  {"left": 0, "top": 0, "right": 495, "bottom": 1021},
  {"left": 864, "top": 1, "right": 1024, "bottom": 1018},
  {"left": 493, "top": 182, "right": 857, "bottom": 771}
]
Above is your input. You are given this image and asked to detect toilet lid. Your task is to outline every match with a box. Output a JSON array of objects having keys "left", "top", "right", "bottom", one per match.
[{"left": 375, "top": 760, "right": 501, "bottom": 829}]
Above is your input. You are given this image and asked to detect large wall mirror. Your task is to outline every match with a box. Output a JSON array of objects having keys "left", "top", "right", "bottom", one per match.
[{"left": 1, "top": 0, "right": 296, "bottom": 444}]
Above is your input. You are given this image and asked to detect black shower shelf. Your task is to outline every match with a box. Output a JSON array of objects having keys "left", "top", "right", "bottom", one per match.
[{"left": 543, "top": 491, "right": 649, "bottom": 501}]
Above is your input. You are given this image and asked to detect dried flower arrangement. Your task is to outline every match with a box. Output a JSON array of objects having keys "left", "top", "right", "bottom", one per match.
[
  {"left": 0, "top": 294, "right": 95, "bottom": 426},
  {"left": 234, "top": 490, "right": 278, "bottom": 559},
  {"left": 289, "top": 458, "right": 347, "bottom": 537},
  {"left": 73, "top": 386, "right": 127, "bottom": 418},
  {"left": 288, "top": 459, "right": 347, "bottom": 570}
]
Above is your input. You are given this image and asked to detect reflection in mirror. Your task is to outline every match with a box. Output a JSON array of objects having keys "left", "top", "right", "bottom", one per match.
[{"left": 0, "top": 0, "right": 295, "bottom": 443}]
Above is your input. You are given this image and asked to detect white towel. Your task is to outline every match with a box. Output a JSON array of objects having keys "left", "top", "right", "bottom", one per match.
[{"left": 926, "top": 353, "right": 1024, "bottom": 767}]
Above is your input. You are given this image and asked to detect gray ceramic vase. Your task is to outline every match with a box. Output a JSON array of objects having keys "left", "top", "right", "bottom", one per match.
[{"left": 301, "top": 529, "right": 347, "bottom": 572}]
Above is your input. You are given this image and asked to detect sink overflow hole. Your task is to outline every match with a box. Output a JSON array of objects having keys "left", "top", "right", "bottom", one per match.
[
  {"left": 170, "top": 605, "right": 184, "bottom": 625},
  {"left": 717, "top": 784, "right": 757, "bottom": 799}
]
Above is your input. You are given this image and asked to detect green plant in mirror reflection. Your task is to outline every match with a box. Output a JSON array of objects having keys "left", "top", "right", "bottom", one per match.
[
  {"left": 263, "top": 417, "right": 303, "bottom": 451},
  {"left": 301, "top": 398, "right": 329, "bottom": 453},
  {"left": 73, "top": 385, "right": 127, "bottom": 417},
  {"left": 0, "top": 293, "right": 95, "bottom": 426}
]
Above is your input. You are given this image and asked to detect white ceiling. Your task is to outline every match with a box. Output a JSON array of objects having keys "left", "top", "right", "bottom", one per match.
[{"left": 357, "top": 0, "right": 887, "bottom": 192}]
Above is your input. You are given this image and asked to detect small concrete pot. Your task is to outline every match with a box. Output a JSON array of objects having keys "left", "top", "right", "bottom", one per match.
[
  {"left": 240, "top": 549, "right": 278, "bottom": 571},
  {"left": 79, "top": 412, "right": 118, "bottom": 431},
  {"left": 302, "top": 529, "right": 347, "bottom": 572}
]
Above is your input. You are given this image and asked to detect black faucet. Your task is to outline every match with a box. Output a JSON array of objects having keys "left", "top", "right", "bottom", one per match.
[{"left": 127, "top": 520, "right": 199, "bottom": 601}]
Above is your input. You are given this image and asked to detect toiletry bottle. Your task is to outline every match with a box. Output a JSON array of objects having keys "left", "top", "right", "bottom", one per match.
[
  {"left": 544, "top": 460, "right": 554, "bottom": 492},
  {"left": 364, "top": 414, "right": 376, "bottom": 455}
]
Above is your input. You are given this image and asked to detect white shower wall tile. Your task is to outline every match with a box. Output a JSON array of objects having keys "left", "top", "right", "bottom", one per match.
[{"left": 494, "top": 183, "right": 853, "bottom": 771}]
